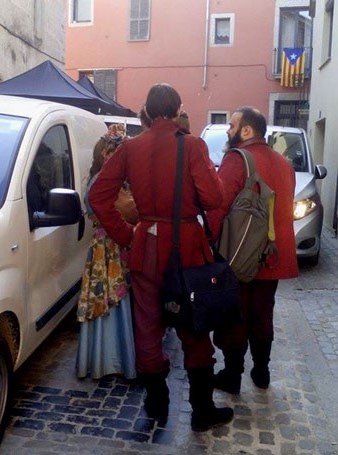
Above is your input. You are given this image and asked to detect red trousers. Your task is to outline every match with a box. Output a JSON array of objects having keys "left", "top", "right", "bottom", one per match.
[
  {"left": 213, "top": 279, "right": 278, "bottom": 352},
  {"left": 131, "top": 233, "right": 215, "bottom": 374}
]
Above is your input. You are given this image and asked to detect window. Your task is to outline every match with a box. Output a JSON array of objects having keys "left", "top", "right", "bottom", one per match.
[
  {"left": 209, "top": 112, "right": 228, "bottom": 124},
  {"left": 27, "top": 125, "right": 73, "bottom": 220},
  {"left": 70, "top": 0, "right": 92, "bottom": 23},
  {"left": 79, "top": 69, "right": 117, "bottom": 100},
  {"left": 94, "top": 70, "right": 117, "bottom": 101},
  {"left": 0, "top": 114, "right": 28, "bottom": 208},
  {"left": 129, "top": 0, "right": 151, "bottom": 41},
  {"left": 322, "top": 0, "right": 334, "bottom": 61},
  {"left": 273, "top": 100, "right": 308, "bottom": 130},
  {"left": 210, "top": 14, "right": 234, "bottom": 47},
  {"left": 267, "top": 130, "right": 308, "bottom": 172},
  {"left": 276, "top": 8, "right": 312, "bottom": 75}
]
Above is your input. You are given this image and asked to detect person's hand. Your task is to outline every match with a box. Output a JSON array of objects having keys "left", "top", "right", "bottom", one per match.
[{"left": 262, "top": 241, "right": 279, "bottom": 268}]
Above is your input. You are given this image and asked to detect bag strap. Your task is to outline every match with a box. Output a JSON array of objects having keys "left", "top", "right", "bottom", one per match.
[
  {"left": 172, "top": 132, "right": 185, "bottom": 250},
  {"left": 172, "top": 132, "right": 213, "bottom": 249},
  {"left": 228, "top": 147, "right": 255, "bottom": 178}
]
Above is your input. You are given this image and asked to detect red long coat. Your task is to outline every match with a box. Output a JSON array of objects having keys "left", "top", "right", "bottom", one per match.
[
  {"left": 208, "top": 138, "right": 299, "bottom": 280},
  {"left": 89, "top": 118, "right": 223, "bottom": 274}
]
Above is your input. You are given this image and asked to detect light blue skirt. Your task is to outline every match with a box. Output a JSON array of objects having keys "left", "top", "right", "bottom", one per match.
[{"left": 76, "top": 294, "right": 136, "bottom": 380}]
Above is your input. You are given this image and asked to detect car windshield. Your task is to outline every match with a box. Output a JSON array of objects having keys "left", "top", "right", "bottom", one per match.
[
  {"left": 203, "top": 130, "right": 227, "bottom": 167},
  {"left": 266, "top": 131, "right": 308, "bottom": 172},
  {"left": 0, "top": 114, "right": 29, "bottom": 207},
  {"left": 204, "top": 127, "right": 309, "bottom": 173}
]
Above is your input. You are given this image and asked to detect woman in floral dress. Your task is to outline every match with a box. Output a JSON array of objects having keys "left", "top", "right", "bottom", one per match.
[{"left": 76, "top": 124, "right": 138, "bottom": 380}]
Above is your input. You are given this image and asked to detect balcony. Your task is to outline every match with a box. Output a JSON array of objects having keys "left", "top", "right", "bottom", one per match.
[{"left": 272, "top": 47, "right": 312, "bottom": 80}]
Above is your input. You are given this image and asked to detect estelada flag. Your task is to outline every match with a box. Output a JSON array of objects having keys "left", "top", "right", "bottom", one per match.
[{"left": 280, "top": 48, "right": 305, "bottom": 87}]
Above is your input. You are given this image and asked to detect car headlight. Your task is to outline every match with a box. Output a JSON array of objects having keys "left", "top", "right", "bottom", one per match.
[{"left": 293, "top": 197, "right": 317, "bottom": 220}]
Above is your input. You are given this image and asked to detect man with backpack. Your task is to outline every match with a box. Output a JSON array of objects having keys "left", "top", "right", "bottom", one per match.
[{"left": 208, "top": 106, "right": 298, "bottom": 394}]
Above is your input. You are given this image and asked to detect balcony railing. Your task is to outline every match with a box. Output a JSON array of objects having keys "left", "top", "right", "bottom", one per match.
[{"left": 272, "top": 47, "right": 312, "bottom": 79}]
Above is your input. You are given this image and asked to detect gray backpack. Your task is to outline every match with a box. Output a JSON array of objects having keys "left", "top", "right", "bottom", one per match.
[{"left": 218, "top": 148, "right": 275, "bottom": 282}]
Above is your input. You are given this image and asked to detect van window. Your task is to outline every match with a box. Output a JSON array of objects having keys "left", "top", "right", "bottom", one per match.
[
  {"left": 267, "top": 131, "right": 308, "bottom": 172},
  {"left": 105, "top": 121, "right": 143, "bottom": 137},
  {"left": 27, "top": 125, "right": 74, "bottom": 218},
  {"left": 0, "top": 114, "right": 29, "bottom": 208}
]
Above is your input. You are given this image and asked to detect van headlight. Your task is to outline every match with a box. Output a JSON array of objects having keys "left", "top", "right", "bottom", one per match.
[{"left": 293, "top": 197, "right": 317, "bottom": 220}]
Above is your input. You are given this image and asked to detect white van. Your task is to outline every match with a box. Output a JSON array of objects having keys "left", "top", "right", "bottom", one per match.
[
  {"left": 0, "top": 95, "right": 107, "bottom": 437},
  {"left": 200, "top": 123, "right": 327, "bottom": 265}
]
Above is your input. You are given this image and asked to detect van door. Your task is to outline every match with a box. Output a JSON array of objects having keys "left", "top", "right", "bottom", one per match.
[{"left": 25, "top": 124, "right": 85, "bottom": 350}]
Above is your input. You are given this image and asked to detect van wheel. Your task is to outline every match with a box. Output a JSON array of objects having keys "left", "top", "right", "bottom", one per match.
[{"left": 0, "top": 338, "right": 12, "bottom": 442}]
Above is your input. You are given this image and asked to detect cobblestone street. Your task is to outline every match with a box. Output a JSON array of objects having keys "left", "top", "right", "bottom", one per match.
[{"left": 1, "top": 227, "right": 338, "bottom": 455}]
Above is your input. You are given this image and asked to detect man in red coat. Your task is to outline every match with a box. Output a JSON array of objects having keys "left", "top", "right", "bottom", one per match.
[
  {"left": 89, "top": 83, "right": 234, "bottom": 431},
  {"left": 208, "top": 106, "right": 299, "bottom": 394}
]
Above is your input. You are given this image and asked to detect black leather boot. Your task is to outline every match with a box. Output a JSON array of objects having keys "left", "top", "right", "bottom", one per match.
[
  {"left": 187, "top": 366, "right": 234, "bottom": 432},
  {"left": 214, "top": 368, "right": 242, "bottom": 394},
  {"left": 140, "top": 371, "right": 170, "bottom": 424},
  {"left": 249, "top": 338, "right": 272, "bottom": 389},
  {"left": 214, "top": 351, "right": 245, "bottom": 394}
]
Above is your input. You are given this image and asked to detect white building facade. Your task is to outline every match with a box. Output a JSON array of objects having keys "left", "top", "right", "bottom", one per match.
[
  {"left": 308, "top": 0, "right": 337, "bottom": 230},
  {"left": 0, "top": 0, "right": 65, "bottom": 81}
]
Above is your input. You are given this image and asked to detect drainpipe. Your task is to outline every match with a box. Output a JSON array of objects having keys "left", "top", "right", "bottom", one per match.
[{"left": 203, "top": 0, "right": 210, "bottom": 89}]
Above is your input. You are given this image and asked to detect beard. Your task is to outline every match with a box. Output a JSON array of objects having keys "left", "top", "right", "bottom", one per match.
[{"left": 227, "top": 130, "right": 242, "bottom": 148}]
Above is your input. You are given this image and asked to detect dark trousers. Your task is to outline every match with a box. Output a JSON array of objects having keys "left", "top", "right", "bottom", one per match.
[
  {"left": 131, "top": 233, "right": 215, "bottom": 375},
  {"left": 213, "top": 279, "right": 278, "bottom": 353}
]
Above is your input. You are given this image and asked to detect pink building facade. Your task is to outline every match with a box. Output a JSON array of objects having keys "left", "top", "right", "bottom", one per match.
[{"left": 66, "top": 0, "right": 311, "bottom": 136}]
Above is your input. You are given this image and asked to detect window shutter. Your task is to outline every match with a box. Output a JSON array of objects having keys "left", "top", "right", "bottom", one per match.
[
  {"left": 140, "top": 0, "right": 150, "bottom": 17},
  {"left": 94, "top": 70, "right": 116, "bottom": 100}
]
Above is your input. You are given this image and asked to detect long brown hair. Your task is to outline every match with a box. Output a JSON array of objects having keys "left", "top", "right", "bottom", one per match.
[
  {"left": 89, "top": 124, "right": 126, "bottom": 179},
  {"left": 89, "top": 137, "right": 115, "bottom": 179}
]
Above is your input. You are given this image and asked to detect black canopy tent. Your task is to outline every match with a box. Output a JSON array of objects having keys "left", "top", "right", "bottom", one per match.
[
  {"left": 77, "top": 75, "right": 136, "bottom": 117},
  {"left": 0, "top": 60, "right": 134, "bottom": 116}
]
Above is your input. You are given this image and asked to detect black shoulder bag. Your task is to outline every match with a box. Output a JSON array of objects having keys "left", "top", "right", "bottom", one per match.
[{"left": 161, "top": 132, "right": 241, "bottom": 335}]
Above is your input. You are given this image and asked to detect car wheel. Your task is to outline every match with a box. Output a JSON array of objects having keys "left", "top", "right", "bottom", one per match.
[
  {"left": 306, "top": 250, "right": 319, "bottom": 266},
  {"left": 0, "top": 337, "right": 12, "bottom": 442}
]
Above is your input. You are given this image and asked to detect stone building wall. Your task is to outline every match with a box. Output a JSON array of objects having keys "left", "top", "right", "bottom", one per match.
[{"left": 0, "top": 0, "right": 65, "bottom": 81}]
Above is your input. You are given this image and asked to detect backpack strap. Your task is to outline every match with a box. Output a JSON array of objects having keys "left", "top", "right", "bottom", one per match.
[
  {"left": 228, "top": 147, "right": 255, "bottom": 179},
  {"left": 228, "top": 147, "right": 263, "bottom": 194}
]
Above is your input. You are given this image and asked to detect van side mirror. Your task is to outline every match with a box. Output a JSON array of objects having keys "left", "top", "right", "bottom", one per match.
[
  {"left": 315, "top": 164, "right": 327, "bottom": 180},
  {"left": 31, "top": 188, "right": 82, "bottom": 229}
]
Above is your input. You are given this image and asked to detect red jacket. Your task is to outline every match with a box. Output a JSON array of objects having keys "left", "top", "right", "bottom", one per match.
[
  {"left": 208, "top": 137, "right": 299, "bottom": 280},
  {"left": 89, "top": 118, "right": 224, "bottom": 273}
]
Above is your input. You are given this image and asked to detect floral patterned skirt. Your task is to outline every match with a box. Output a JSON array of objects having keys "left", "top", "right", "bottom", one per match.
[
  {"left": 76, "top": 228, "right": 136, "bottom": 379},
  {"left": 77, "top": 228, "right": 129, "bottom": 322}
]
